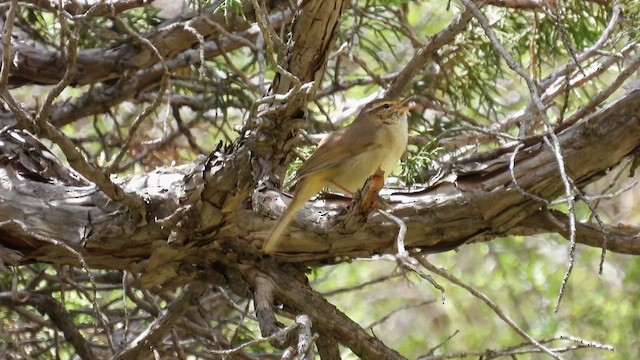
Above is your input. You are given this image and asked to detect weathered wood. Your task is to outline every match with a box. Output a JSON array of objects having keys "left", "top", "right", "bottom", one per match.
[
  {"left": 4, "top": 2, "right": 273, "bottom": 88},
  {"left": 2, "top": 90, "right": 639, "bottom": 270}
]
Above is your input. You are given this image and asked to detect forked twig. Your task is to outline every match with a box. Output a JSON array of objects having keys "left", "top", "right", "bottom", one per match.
[{"left": 417, "top": 256, "right": 563, "bottom": 360}]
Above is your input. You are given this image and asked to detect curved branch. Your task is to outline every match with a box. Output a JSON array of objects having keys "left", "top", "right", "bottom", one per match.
[
  {"left": 4, "top": 1, "right": 278, "bottom": 88},
  {"left": 516, "top": 210, "right": 640, "bottom": 254},
  {"left": 244, "top": 264, "right": 406, "bottom": 359},
  {"left": 114, "top": 283, "right": 207, "bottom": 360},
  {"left": 0, "top": 291, "right": 98, "bottom": 360},
  {"left": 1, "top": 91, "right": 640, "bottom": 268}
]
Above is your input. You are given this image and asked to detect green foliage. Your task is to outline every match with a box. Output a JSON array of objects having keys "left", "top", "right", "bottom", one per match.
[
  {"left": 213, "top": 0, "right": 247, "bottom": 20},
  {"left": 311, "top": 238, "right": 640, "bottom": 359},
  {"left": 400, "top": 140, "right": 442, "bottom": 186},
  {"left": 4, "top": 0, "right": 640, "bottom": 358},
  {"left": 283, "top": 145, "right": 316, "bottom": 188}
]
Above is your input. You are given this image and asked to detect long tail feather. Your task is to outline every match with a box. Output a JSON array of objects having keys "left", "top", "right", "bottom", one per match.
[{"left": 262, "top": 176, "right": 324, "bottom": 253}]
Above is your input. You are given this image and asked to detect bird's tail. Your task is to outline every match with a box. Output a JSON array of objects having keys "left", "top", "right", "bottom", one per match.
[
  {"left": 262, "top": 177, "right": 323, "bottom": 253},
  {"left": 262, "top": 199, "right": 300, "bottom": 254}
]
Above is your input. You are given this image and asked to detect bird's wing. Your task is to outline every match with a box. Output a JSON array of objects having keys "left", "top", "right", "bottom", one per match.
[{"left": 293, "top": 124, "right": 379, "bottom": 181}]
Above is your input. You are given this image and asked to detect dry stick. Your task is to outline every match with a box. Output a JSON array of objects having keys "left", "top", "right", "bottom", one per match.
[
  {"left": 422, "top": 330, "right": 460, "bottom": 358},
  {"left": 541, "top": 135, "right": 577, "bottom": 313},
  {"left": 420, "top": 338, "right": 610, "bottom": 360},
  {"left": 573, "top": 190, "right": 609, "bottom": 275},
  {"left": 583, "top": 179, "right": 639, "bottom": 202},
  {"left": 121, "top": 272, "right": 131, "bottom": 345},
  {"left": 386, "top": 8, "right": 474, "bottom": 98},
  {"left": 509, "top": 143, "right": 549, "bottom": 205},
  {"left": 378, "top": 209, "right": 446, "bottom": 304},
  {"left": 461, "top": 0, "right": 582, "bottom": 312},
  {"left": 366, "top": 299, "right": 436, "bottom": 330},
  {"left": 105, "top": 14, "right": 171, "bottom": 173},
  {"left": 208, "top": 321, "right": 301, "bottom": 355},
  {"left": 508, "top": 142, "right": 604, "bottom": 282},
  {"left": 0, "top": 1, "right": 147, "bottom": 221},
  {"left": 321, "top": 272, "right": 404, "bottom": 297},
  {"left": 3, "top": 4, "right": 117, "bottom": 349},
  {"left": 417, "top": 257, "right": 564, "bottom": 360},
  {"left": 181, "top": 22, "right": 207, "bottom": 81}
]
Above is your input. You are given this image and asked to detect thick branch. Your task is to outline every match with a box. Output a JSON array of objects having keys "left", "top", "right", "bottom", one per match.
[
  {"left": 3, "top": 1, "right": 275, "bottom": 87},
  {"left": 2, "top": 91, "right": 640, "bottom": 270},
  {"left": 246, "top": 89, "right": 640, "bottom": 258},
  {"left": 244, "top": 265, "right": 405, "bottom": 360},
  {"left": 0, "top": 10, "right": 293, "bottom": 128}
]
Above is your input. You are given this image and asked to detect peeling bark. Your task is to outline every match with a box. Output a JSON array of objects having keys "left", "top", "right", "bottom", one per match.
[
  {"left": 2, "top": 90, "right": 639, "bottom": 268},
  {"left": 1, "top": 1, "right": 637, "bottom": 358}
]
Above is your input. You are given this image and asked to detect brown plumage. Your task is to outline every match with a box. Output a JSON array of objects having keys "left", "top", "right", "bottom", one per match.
[{"left": 263, "top": 98, "right": 412, "bottom": 253}]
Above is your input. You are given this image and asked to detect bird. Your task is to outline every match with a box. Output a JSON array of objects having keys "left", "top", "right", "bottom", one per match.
[{"left": 262, "top": 97, "right": 412, "bottom": 253}]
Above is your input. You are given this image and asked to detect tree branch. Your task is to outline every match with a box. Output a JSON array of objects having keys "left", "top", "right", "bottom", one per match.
[
  {"left": 0, "top": 291, "right": 98, "bottom": 360},
  {"left": 114, "top": 283, "right": 207, "bottom": 360}
]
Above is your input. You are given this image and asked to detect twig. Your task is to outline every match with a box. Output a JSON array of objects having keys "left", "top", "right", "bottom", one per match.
[
  {"left": 541, "top": 135, "right": 576, "bottom": 313},
  {"left": 379, "top": 209, "right": 446, "bottom": 304},
  {"left": 386, "top": 9, "right": 473, "bottom": 98},
  {"left": 181, "top": 22, "right": 207, "bottom": 81},
  {"left": 417, "top": 256, "right": 563, "bottom": 360},
  {"left": 574, "top": 191, "right": 609, "bottom": 275},
  {"left": 509, "top": 143, "right": 549, "bottom": 204},
  {"left": 320, "top": 272, "right": 404, "bottom": 297},
  {"left": 208, "top": 320, "right": 301, "bottom": 355},
  {"left": 422, "top": 330, "right": 460, "bottom": 358},
  {"left": 105, "top": 14, "right": 171, "bottom": 173},
  {"left": 366, "top": 299, "right": 436, "bottom": 330}
]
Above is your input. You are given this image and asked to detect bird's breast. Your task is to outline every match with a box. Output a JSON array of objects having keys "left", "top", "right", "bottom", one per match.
[{"left": 328, "top": 118, "right": 408, "bottom": 192}]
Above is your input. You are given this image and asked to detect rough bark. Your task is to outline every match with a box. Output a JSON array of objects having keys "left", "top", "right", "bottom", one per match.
[
  {"left": 3, "top": 88, "right": 638, "bottom": 359},
  {"left": 0, "top": 4, "right": 293, "bottom": 128},
  {"left": 4, "top": 1, "right": 276, "bottom": 88},
  {"left": 2, "top": 89, "right": 639, "bottom": 267},
  {"left": 1, "top": 1, "right": 637, "bottom": 358}
]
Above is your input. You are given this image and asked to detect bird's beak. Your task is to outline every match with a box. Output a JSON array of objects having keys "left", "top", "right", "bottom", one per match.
[{"left": 394, "top": 97, "right": 415, "bottom": 113}]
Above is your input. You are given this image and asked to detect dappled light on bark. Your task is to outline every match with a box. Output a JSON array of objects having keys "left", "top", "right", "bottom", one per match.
[{"left": 1, "top": 0, "right": 639, "bottom": 358}]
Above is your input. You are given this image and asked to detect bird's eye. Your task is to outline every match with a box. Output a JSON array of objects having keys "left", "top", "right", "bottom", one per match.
[{"left": 382, "top": 103, "right": 391, "bottom": 109}]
